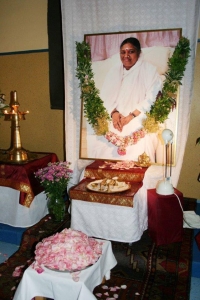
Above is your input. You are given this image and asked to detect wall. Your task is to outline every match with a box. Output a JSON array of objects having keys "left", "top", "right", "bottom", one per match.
[
  {"left": 0, "top": 0, "right": 65, "bottom": 161},
  {"left": 0, "top": 0, "right": 199, "bottom": 198},
  {"left": 0, "top": 0, "right": 48, "bottom": 52},
  {"left": 177, "top": 41, "right": 200, "bottom": 198}
]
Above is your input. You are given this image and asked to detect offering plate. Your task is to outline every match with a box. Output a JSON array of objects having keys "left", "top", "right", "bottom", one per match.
[{"left": 87, "top": 179, "right": 131, "bottom": 193}]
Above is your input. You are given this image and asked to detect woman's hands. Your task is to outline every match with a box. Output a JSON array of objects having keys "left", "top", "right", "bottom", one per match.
[
  {"left": 111, "top": 109, "right": 141, "bottom": 132},
  {"left": 112, "top": 112, "right": 123, "bottom": 132},
  {"left": 112, "top": 112, "right": 132, "bottom": 132},
  {"left": 120, "top": 114, "right": 134, "bottom": 128}
]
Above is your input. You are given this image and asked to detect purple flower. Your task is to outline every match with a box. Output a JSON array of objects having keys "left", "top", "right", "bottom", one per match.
[{"left": 34, "top": 161, "right": 73, "bottom": 199}]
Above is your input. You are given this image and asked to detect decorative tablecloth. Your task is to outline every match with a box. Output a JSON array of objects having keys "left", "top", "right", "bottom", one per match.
[
  {"left": 84, "top": 160, "right": 148, "bottom": 182},
  {"left": 148, "top": 188, "right": 184, "bottom": 245},
  {"left": 0, "top": 151, "right": 58, "bottom": 207},
  {"left": 0, "top": 152, "right": 58, "bottom": 227},
  {"left": 70, "top": 164, "right": 164, "bottom": 243},
  {"left": 69, "top": 178, "right": 142, "bottom": 208},
  {"left": 13, "top": 239, "right": 117, "bottom": 300}
]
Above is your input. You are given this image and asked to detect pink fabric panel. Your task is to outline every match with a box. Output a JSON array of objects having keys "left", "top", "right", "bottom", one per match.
[{"left": 85, "top": 29, "right": 181, "bottom": 61}]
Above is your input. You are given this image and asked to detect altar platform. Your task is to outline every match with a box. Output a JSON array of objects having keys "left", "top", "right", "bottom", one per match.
[
  {"left": 0, "top": 202, "right": 199, "bottom": 278},
  {"left": 69, "top": 160, "right": 152, "bottom": 243}
]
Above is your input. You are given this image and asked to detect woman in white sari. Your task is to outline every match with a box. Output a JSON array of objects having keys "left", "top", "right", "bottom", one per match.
[{"left": 92, "top": 37, "right": 163, "bottom": 162}]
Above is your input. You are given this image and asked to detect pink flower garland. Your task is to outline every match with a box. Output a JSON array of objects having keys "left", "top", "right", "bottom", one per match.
[{"left": 105, "top": 129, "right": 145, "bottom": 155}]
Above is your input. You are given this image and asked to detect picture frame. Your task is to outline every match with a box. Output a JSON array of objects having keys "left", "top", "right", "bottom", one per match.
[{"left": 79, "top": 28, "right": 182, "bottom": 165}]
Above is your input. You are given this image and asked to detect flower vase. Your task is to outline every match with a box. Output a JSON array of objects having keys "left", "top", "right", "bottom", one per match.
[{"left": 47, "top": 196, "right": 66, "bottom": 222}]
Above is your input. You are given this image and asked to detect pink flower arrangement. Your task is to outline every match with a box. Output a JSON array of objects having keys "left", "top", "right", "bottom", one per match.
[
  {"left": 105, "top": 129, "right": 145, "bottom": 155},
  {"left": 35, "top": 161, "right": 73, "bottom": 199},
  {"left": 32, "top": 228, "right": 103, "bottom": 273}
]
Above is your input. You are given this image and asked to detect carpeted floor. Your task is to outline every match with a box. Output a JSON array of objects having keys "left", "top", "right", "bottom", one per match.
[
  {"left": 0, "top": 198, "right": 196, "bottom": 300},
  {"left": 93, "top": 198, "right": 196, "bottom": 300},
  {"left": 0, "top": 213, "right": 71, "bottom": 300},
  {"left": 94, "top": 228, "right": 193, "bottom": 299}
]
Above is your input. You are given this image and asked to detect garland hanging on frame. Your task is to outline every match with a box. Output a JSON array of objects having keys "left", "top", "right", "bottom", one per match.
[{"left": 76, "top": 37, "right": 190, "bottom": 156}]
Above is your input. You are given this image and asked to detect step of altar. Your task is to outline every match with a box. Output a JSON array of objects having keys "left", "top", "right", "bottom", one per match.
[
  {"left": 191, "top": 200, "right": 200, "bottom": 278},
  {"left": 0, "top": 200, "right": 199, "bottom": 278},
  {"left": 0, "top": 223, "right": 27, "bottom": 245},
  {"left": 84, "top": 160, "right": 148, "bottom": 183}
]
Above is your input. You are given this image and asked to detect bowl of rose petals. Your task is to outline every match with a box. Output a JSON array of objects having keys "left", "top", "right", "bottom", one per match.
[{"left": 32, "top": 228, "right": 103, "bottom": 273}]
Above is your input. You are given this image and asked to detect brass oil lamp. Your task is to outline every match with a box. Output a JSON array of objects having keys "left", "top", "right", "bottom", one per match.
[{"left": 3, "top": 90, "right": 29, "bottom": 163}]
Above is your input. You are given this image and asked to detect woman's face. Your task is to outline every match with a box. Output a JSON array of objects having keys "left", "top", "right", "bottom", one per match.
[{"left": 120, "top": 43, "right": 140, "bottom": 70}]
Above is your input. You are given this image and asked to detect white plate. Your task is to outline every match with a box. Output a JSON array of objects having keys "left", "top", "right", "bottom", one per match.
[{"left": 87, "top": 179, "right": 131, "bottom": 193}]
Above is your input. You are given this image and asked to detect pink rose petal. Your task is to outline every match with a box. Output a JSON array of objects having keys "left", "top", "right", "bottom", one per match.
[
  {"left": 102, "top": 285, "right": 109, "bottom": 289},
  {"left": 36, "top": 268, "right": 44, "bottom": 274},
  {"left": 110, "top": 287, "right": 117, "bottom": 292},
  {"left": 95, "top": 293, "right": 102, "bottom": 297},
  {"left": 121, "top": 285, "right": 127, "bottom": 289},
  {"left": 72, "top": 274, "right": 80, "bottom": 282}
]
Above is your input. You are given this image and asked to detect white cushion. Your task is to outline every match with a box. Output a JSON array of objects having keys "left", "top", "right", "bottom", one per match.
[
  {"left": 141, "top": 46, "right": 171, "bottom": 75},
  {"left": 92, "top": 58, "right": 112, "bottom": 90},
  {"left": 92, "top": 46, "right": 174, "bottom": 90}
]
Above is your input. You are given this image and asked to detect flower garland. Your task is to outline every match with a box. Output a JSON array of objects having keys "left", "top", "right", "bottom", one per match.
[
  {"left": 76, "top": 37, "right": 190, "bottom": 155},
  {"left": 105, "top": 129, "right": 145, "bottom": 155}
]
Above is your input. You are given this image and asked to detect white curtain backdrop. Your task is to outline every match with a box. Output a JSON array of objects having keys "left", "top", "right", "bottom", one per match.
[{"left": 61, "top": 0, "right": 200, "bottom": 187}]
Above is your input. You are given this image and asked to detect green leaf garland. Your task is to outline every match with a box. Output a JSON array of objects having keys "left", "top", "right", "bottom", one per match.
[
  {"left": 148, "top": 37, "right": 190, "bottom": 124},
  {"left": 76, "top": 42, "right": 110, "bottom": 135}
]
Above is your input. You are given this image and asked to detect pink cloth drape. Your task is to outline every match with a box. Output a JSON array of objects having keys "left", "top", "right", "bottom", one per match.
[{"left": 86, "top": 29, "right": 181, "bottom": 61}]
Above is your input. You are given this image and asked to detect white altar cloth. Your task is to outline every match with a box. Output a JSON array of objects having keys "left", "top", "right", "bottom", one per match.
[
  {"left": 0, "top": 187, "right": 48, "bottom": 227},
  {"left": 13, "top": 240, "right": 117, "bottom": 300},
  {"left": 70, "top": 165, "right": 164, "bottom": 243}
]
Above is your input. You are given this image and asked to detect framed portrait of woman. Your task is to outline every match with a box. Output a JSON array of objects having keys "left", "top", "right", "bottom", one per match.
[{"left": 79, "top": 28, "right": 182, "bottom": 165}]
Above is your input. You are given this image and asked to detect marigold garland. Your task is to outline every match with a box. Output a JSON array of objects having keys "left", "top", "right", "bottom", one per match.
[{"left": 76, "top": 37, "right": 190, "bottom": 155}]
